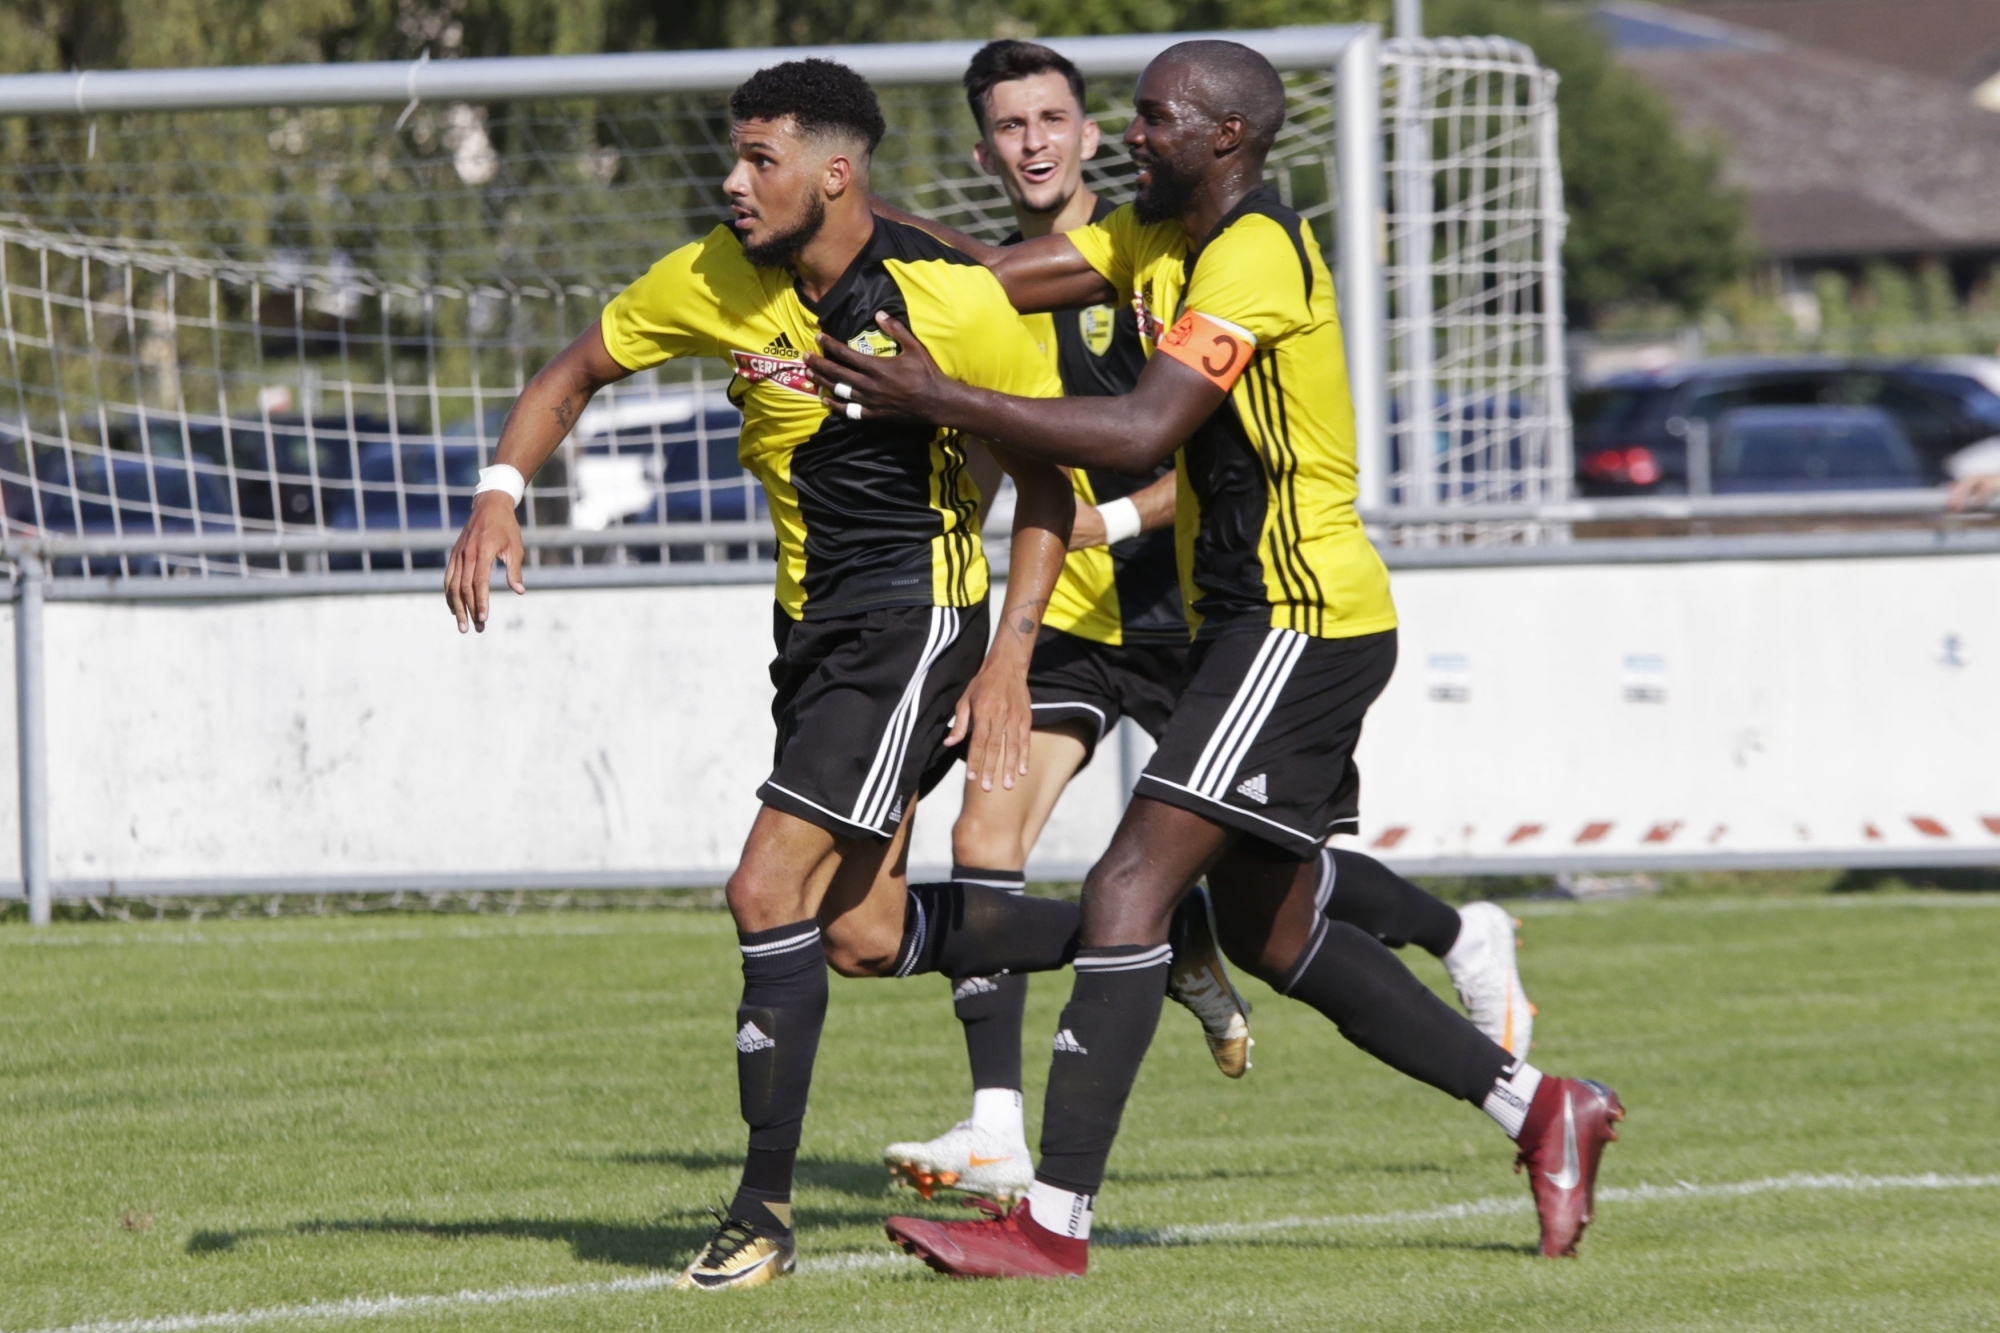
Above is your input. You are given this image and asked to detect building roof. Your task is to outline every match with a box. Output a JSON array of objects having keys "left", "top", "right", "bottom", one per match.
[
  {"left": 1670, "top": 0, "right": 2000, "bottom": 89},
  {"left": 1601, "top": 2, "right": 2000, "bottom": 260}
]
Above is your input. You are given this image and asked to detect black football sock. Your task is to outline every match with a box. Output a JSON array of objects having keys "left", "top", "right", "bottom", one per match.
[
  {"left": 1034, "top": 944, "right": 1172, "bottom": 1195},
  {"left": 729, "top": 920, "right": 827, "bottom": 1235},
  {"left": 947, "top": 866, "right": 1031, "bottom": 1093},
  {"left": 891, "top": 881, "right": 1079, "bottom": 979},
  {"left": 1280, "top": 917, "right": 1509, "bottom": 1104},
  {"left": 954, "top": 971, "right": 1029, "bottom": 1093},
  {"left": 1321, "top": 848, "right": 1463, "bottom": 956}
]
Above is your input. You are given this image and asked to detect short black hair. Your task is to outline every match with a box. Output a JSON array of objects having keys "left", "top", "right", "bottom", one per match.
[
  {"left": 730, "top": 58, "right": 886, "bottom": 154},
  {"left": 963, "top": 39, "right": 1087, "bottom": 134},
  {"left": 1155, "top": 40, "right": 1287, "bottom": 156}
]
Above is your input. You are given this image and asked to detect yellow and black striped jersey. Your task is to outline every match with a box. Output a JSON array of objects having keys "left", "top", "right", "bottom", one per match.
[
  {"left": 600, "top": 218, "right": 1062, "bottom": 620},
  {"left": 1011, "top": 200, "right": 1186, "bottom": 648},
  {"left": 1067, "top": 187, "right": 1396, "bottom": 641}
]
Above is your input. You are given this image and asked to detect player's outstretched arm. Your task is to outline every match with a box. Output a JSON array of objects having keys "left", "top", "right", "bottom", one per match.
[
  {"left": 869, "top": 197, "right": 1113, "bottom": 314},
  {"left": 1070, "top": 467, "right": 1176, "bottom": 550},
  {"left": 808, "top": 310, "right": 1223, "bottom": 475},
  {"left": 445, "top": 324, "right": 630, "bottom": 633},
  {"left": 947, "top": 447, "right": 1072, "bottom": 792}
]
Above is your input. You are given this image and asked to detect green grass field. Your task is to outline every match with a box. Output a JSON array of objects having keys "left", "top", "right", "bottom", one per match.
[{"left": 3, "top": 891, "right": 1997, "bottom": 1332}]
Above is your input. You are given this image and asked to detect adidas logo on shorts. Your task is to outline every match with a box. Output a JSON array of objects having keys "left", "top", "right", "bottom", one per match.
[
  {"left": 736, "top": 1021, "right": 776, "bottom": 1053},
  {"left": 1235, "top": 772, "right": 1269, "bottom": 806},
  {"left": 1052, "top": 1028, "right": 1089, "bottom": 1055},
  {"left": 953, "top": 975, "right": 1002, "bottom": 1000}
]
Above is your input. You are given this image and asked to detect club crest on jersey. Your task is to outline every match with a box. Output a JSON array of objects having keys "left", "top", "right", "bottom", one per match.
[
  {"left": 730, "top": 333, "right": 816, "bottom": 398},
  {"left": 1132, "top": 290, "right": 1166, "bottom": 343},
  {"left": 846, "top": 326, "right": 900, "bottom": 358},
  {"left": 1080, "top": 304, "right": 1117, "bottom": 357}
]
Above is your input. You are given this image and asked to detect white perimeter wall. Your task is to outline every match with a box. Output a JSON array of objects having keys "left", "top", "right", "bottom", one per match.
[{"left": 1, "top": 551, "right": 1996, "bottom": 893}]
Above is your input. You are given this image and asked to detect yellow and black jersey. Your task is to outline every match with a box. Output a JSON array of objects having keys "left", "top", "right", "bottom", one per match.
[
  {"left": 1067, "top": 186, "right": 1396, "bottom": 641},
  {"left": 600, "top": 218, "right": 1061, "bottom": 620},
  {"left": 1011, "top": 199, "right": 1186, "bottom": 648}
]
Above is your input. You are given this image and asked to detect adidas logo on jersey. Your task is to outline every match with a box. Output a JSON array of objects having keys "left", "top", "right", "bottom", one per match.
[
  {"left": 953, "top": 975, "right": 1001, "bottom": 1001},
  {"left": 1052, "top": 1028, "right": 1089, "bottom": 1055},
  {"left": 736, "top": 1021, "right": 776, "bottom": 1053},
  {"left": 761, "top": 332, "right": 798, "bottom": 356},
  {"left": 1235, "top": 773, "right": 1269, "bottom": 806}
]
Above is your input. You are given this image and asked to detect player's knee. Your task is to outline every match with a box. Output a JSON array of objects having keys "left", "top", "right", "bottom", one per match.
[
  {"left": 1078, "top": 856, "right": 1175, "bottom": 947},
  {"left": 723, "top": 865, "right": 809, "bottom": 931},
  {"left": 951, "top": 808, "right": 1023, "bottom": 872},
  {"left": 819, "top": 923, "right": 900, "bottom": 978}
]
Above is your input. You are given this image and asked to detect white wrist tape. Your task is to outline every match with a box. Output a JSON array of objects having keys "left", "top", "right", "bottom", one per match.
[
  {"left": 474, "top": 464, "right": 526, "bottom": 505},
  {"left": 1096, "top": 496, "right": 1143, "bottom": 545}
]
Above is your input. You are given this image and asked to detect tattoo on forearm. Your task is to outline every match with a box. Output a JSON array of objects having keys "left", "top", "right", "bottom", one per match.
[
  {"left": 552, "top": 396, "right": 575, "bottom": 432},
  {"left": 1011, "top": 599, "right": 1046, "bottom": 638}
]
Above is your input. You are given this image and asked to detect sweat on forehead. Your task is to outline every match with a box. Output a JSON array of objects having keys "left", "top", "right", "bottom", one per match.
[{"left": 1147, "top": 40, "right": 1287, "bottom": 147}]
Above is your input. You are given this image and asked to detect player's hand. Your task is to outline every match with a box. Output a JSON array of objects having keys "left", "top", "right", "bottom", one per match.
[
  {"left": 444, "top": 492, "right": 526, "bottom": 634},
  {"left": 948, "top": 656, "right": 1033, "bottom": 793},
  {"left": 806, "top": 310, "right": 951, "bottom": 423},
  {"left": 1068, "top": 496, "right": 1108, "bottom": 550},
  {"left": 1946, "top": 472, "right": 2000, "bottom": 511}
]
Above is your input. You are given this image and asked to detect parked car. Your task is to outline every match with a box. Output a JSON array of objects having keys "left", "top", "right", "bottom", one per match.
[
  {"left": 1711, "top": 406, "right": 1927, "bottom": 493},
  {"left": 570, "top": 389, "right": 766, "bottom": 560},
  {"left": 1573, "top": 358, "right": 2000, "bottom": 495}
]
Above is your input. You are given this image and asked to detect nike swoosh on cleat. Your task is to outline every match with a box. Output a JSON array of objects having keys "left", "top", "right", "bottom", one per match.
[
  {"left": 1546, "top": 1089, "right": 1582, "bottom": 1190},
  {"left": 967, "top": 1154, "right": 1014, "bottom": 1168}
]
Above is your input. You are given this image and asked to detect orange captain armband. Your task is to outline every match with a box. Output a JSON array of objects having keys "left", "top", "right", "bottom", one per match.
[{"left": 1155, "top": 309, "right": 1257, "bottom": 391}]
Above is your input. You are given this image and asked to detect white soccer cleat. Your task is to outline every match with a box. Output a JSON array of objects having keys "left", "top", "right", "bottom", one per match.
[
  {"left": 1444, "top": 901, "right": 1535, "bottom": 1058},
  {"left": 883, "top": 1120, "right": 1034, "bottom": 1202}
]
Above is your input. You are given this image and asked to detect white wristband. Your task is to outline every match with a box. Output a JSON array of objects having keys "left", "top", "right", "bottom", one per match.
[
  {"left": 474, "top": 464, "right": 526, "bottom": 505},
  {"left": 1096, "top": 496, "right": 1143, "bottom": 546}
]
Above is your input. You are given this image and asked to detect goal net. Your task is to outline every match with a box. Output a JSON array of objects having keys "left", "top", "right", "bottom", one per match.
[{"left": 0, "top": 30, "right": 1565, "bottom": 578}]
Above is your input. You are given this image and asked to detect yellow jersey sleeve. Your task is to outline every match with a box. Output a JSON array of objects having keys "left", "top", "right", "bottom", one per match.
[
  {"left": 1064, "top": 204, "right": 1143, "bottom": 304},
  {"left": 1182, "top": 213, "right": 1317, "bottom": 349},
  {"left": 598, "top": 227, "right": 735, "bottom": 371},
  {"left": 896, "top": 260, "right": 1064, "bottom": 402}
]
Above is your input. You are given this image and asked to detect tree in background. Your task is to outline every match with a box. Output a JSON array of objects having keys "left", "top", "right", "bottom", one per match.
[
  {"left": 0, "top": 0, "right": 1738, "bottom": 321},
  {"left": 1427, "top": 0, "right": 1743, "bottom": 322}
]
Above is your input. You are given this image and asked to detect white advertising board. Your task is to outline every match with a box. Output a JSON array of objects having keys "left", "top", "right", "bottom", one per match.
[{"left": 2, "top": 551, "right": 1995, "bottom": 896}]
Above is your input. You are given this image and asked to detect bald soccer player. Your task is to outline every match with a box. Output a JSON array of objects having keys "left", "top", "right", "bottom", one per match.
[{"left": 810, "top": 42, "right": 1622, "bottom": 1274}]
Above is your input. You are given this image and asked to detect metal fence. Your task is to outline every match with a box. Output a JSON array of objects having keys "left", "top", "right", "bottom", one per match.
[
  {"left": 0, "top": 26, "right": 1590, "bottom": 573},
  {"left": 0, "top": 27, "right": 1410, "bottom": 576}
]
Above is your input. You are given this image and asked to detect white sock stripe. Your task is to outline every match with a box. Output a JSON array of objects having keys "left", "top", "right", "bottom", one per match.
[
  {"left": 1199, "top": 630, "right": 1306, "bottom": 798},
  {"left": 1186, "top": 629, "right": 1288, "bottom": 792},
  {"left": 1313, "top": 846, "right": 1337, "bottom": 914},
  {"left": 893, "top": 893, "right": 928, "bottom": 978},
  {"left": 955, "top": 876, "right": 1026, "bottom": 890},
  {"left": 738, "top": 927, "right": 822, "bottom": 957},
  {"left": 1073, "top": 943, "right": 1174, "bottom": 972},
  {"left": 1280, "top": 916, "right": 1330, "bottom": 995},
  {"left": 852, "top": 607, "right": 959, "bottom": 830}
]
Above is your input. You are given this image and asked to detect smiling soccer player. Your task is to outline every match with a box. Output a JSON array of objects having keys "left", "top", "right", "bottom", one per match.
[{"left": 810, "top": 41, "right": 1622, "bottom": 1273}]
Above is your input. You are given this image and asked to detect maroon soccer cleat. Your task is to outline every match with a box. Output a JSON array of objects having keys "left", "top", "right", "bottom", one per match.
[
  {"left": 885, "top": 1197, "right": 1088, "bottom": 1278},
  {"left": 1514, "top": 1076, "right": 1624, "bottom": 1257}
]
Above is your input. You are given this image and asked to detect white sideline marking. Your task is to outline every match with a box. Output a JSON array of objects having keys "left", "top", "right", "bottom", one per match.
[
  {"left": 17, "top": 1174, "right": 1998, "bottom": 1333},
  {"left": 1110, "top": 1171, "right": 2000, "bottom": 1245}
]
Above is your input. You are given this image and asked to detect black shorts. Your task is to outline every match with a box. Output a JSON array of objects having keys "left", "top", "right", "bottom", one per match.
[
  {"left": 757, "top": 601, "right": 989, "bottom": 841},
  {"left": 1135, "top": 625, "right": 1397, "bottom": 858},
  {"left": 1026, "top": 627, "right": 1192, "bottom": 766}
]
